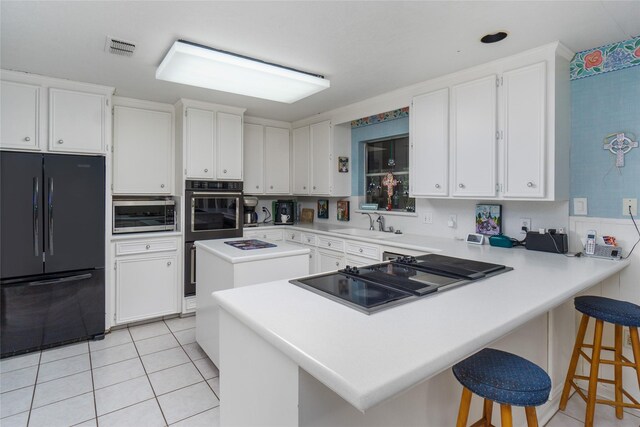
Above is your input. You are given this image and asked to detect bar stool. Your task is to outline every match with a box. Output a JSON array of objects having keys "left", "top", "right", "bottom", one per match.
[
  {"left": 453, "top": 348, "right": 551, "bottom": 427},
  {"left": 559, "top": 295, "right": 640, "bottom": 427}
]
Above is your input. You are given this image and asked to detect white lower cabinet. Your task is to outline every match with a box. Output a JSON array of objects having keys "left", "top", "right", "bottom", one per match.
[
  {"left": 317, "top": 250, "right": 346, "bottom": 273},
  {"left": 113, "top": 238, "right": 180, "bottom": 324},
  {"left": 244, "top": 229, "right": 284, "bottom": 241}
]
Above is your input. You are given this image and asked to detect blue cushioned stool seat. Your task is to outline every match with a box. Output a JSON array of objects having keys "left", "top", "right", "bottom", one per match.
[
  {"left": 453, "top": 348, "right": 551, "bottom": 407},
  {"left": 574, "top": 296, "right": 640, "bottom": 327}
]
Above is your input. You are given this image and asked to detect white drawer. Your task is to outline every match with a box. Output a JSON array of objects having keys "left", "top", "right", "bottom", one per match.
[
  {"left": 115, "top": 239, "right": 178, "bottom": 256},
  {"left": 317, "top": 236, "right": 344, "bottom": 252},
  {"left": 247, "top": 229, "right": 283, "bottom": 241},
  {"left": 345, "top": 242, "right": 380, "bottom": 260},
  {"left": 301, "top": 233, "right": 317, "bottom": 246},
  {"left": 285, "top": 230, "right": 302, "bottom": 243}
]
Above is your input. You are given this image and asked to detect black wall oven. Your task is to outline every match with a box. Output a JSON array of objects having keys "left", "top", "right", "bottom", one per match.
[{"left": 184, "top": 180, "right": 243, "bottom": 296}]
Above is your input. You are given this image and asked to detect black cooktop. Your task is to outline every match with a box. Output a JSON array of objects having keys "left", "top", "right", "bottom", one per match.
[{"left": 290, "top": 254, "right": 511, "bottom": 314}]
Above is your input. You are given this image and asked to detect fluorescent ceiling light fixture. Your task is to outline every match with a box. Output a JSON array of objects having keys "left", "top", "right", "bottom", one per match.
[{"left": 156, "top": 40, "right": 330, "bottom": 104}]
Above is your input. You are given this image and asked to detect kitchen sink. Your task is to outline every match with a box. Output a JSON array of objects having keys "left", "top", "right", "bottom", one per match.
[{"left": 328, "top": 228, "right": 401, "bottom": 239}]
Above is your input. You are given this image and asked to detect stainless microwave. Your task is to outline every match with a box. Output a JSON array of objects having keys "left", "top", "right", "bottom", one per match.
[{"left": 113, "top": 199, "right": 176, "bottom": 234}]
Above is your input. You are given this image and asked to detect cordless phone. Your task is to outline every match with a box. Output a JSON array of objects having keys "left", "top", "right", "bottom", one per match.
[{"left": 585, "top": 230, "right": 596, "bottom": 255}]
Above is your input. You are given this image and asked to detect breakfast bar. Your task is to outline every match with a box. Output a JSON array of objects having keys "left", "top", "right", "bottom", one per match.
[{"left": 213, "top": 238, "right": 630, "bottom": 426}]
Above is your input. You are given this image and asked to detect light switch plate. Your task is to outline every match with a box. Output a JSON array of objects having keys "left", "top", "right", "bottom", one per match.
[{"left": 573, "top": 198, "right": 588, "bottom": 216}]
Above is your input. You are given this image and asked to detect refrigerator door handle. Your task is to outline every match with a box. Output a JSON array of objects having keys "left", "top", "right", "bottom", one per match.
[
  {"left": 48, "top": 177, "right": 54, "bottom": 256},
  {"left": 33, "top": 177, "right": 39, "bottom": 256},
  {"left": 26, "top": 273, "right": 93, "bottom": 287},
  {"left": 190, "top": 245, "right": 196, "bottom": 285}
]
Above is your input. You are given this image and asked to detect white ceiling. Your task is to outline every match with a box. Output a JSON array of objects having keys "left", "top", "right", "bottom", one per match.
[{"left": 1, "top": 1, "right": 639, "bottom": 122}]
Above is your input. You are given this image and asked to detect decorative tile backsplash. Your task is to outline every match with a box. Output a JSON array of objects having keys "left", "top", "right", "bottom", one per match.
[
  {"left": 351, "top": 107, "right": 409, "bottom": 128},
  {"left": 570, "top": 35, "right": 640, "bottom": 80}
]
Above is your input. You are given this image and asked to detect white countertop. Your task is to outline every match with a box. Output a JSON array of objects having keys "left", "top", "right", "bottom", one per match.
[
  {"left": 213, "top": 236, "right": 630, "bottom": 411},
  {"left": 195, "top": 238, "right": 309, "bottom": 264}
]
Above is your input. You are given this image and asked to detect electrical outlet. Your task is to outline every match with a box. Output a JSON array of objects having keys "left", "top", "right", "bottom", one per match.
[
  {"left": 623, "top": 198, "right": 637, "bottom": 216},
  {"left": 423, "top": 212, "right": 433, "bottom": 224},
  {"left": 520, "top": 218, "right": 531, "bottom": 234},
  {"left": 447, "top": 214, "right": 457, "bottom": 228}
]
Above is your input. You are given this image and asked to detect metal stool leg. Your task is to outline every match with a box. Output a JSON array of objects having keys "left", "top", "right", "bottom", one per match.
[
  {"left": 560, "top": 314, "right": 590, "bottom": 410},
  {"left": 586, "top": 319, "right": 604, "bottom": 427}
]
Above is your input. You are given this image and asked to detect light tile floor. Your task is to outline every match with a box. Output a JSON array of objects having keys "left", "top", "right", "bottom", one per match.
[
  {"left": 3, "top": 317, "right": 640, "bottom": 426},
  {"left": 0, "top": 316, "right": 220, "bottom": 427}
]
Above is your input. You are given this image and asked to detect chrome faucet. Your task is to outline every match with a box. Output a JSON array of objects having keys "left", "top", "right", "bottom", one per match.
[
  {"left": 362, "top": 213, "right": 375, "bottom": 230},
  {"left": 376, "top": 214, "right": 385, "bottom": 232}
]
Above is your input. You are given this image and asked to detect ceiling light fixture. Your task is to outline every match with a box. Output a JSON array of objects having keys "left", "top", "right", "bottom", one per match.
[
  {"left": 480, "top": 32, "right": 508, "bottom": 44},
  {"left": 156, "top": 40, "right": 330, "bottom": 104}
]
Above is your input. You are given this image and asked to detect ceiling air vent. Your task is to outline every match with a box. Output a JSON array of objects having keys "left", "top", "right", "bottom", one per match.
[{"left": 105, "top": 36, "right": 136, "bottom": 57}]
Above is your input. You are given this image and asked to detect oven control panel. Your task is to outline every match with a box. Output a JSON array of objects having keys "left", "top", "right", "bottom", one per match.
[{"left": 186, "top": 180, "right": 243, "bottom": 191}]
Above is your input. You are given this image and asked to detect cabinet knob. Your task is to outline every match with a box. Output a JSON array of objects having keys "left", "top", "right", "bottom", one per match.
[
  {"left": 328, "top": 242, "right": 331, "bottom": 247},
  {"left": 307, "top": 238, "right": 311, "bottom": 243},
  {"left": 309, "top": 254, "right": 313, "bottom": 259},
  {"left": 335, "top": 261, "right": 340, "bottom": 266},
  {"left": 435, "top": 184, "right": 440, "bottom": 189},
  {"left": 303, "top": 186, "right": 306, "bottom": 190},
  {"left": 161, "top": 184, "right": 165, "bottom": 188},
  {"left": 167, "top": 261, "right": 171, "bottom": 266},
  {"left": 145, "top": 245, "right": 150, "bottom": 250},
  {"left": 256, "top": 185, "right": 259, "bottom": 189},
  {"left": 291, "top": 234, "right": 295, "bottom": 239},
  {"left": 270, "top": 185, "right": 273, "bottom": 189},
  {"left": 527, "top": 181, "right": 534, "bottom": 188},
  {"left": 223, "top": 169, "right": 227, "bottom": 174},
  {"left": 57, "top": 139, "right": 64, "bottom": 144},
  {"left": 313, "top": 186, "right": 316, "bottom": 190},
  {"left": 458, "top": 183, "right": 465, "bottom": 189},
  {"left": 263, "top": 234, "right": 267, "bottom": 238},
  {"left": 359, "top": 248, "right": 363, "bottom": 253},
  {"left": 25, "top": 137, "right": 31, "bottom": 142},
  {"left": 204, "top": 169, "right": 208, "bottom": 173}
]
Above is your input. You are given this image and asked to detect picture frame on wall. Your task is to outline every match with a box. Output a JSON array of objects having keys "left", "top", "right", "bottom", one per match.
[
  {"left": 475, "top": 204, "right": 502, "bottom": 236},
  {"left": 317, "top": 199, "right": 329, "bottom": 219},
  {"left": 338, "top": 157, "right": 349, "bottom": 173},
  {"left": 337, "top": 200, "right": 350, "bottom": 221}
]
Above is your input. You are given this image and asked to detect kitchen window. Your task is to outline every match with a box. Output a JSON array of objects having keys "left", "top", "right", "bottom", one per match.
[{"left": 365, "top": 134, "right": 414, "bottom": 211}]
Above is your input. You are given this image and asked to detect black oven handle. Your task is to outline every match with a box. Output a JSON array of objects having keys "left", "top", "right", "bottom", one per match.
[{"left": 189, "top": 192, "right": 242, "bottom": 197}]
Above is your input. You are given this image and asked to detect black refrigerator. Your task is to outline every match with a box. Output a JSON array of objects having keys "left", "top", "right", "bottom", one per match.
[{"left": 1, "top": 151, "right": 106, "bottom": 357}]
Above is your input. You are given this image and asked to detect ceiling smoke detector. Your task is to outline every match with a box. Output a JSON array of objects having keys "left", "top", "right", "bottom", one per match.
[{"left": 105, "top": 36, "right": 136, "bottom": 57}]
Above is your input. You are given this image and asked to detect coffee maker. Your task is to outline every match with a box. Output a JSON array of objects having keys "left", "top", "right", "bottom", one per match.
[
  {"left": 243, "top": 196, "right": 259, "bottom": 227},
  {"left": 273, "top": 200, "right": 295, "bottom": 225}
]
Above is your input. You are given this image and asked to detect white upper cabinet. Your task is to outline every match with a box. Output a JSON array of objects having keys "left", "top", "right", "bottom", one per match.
[
  {"left": 113, "top": 100, "right": 174, "bottom": 195},
  {"left": 177, "top": 100, "right": 245, "bottom": 182},
  {"left": 49, "top": 88, "right": 106, "bottom": 154},
  {"left": 410, "top": 88, "right": 449, "bottom": 197},
  {"left": 292, "top": 126, "right": 310, "bottom": 195},
  {"left": 264, "top": 126, "right": 291, "bottom": 194},
  {"left": 0, "top": 81, "right": 39, "bottom": 150},
  {"left": 186, "top": 108, "right": 215, "bottom": 179},
  {"left": 310, "top": 121, "right": 332, "bottom": 195},
  {"left": 502, "top": 62, "right": 546, "bottom": 198},
  {"left": 451, "top": 75, "right": 497, "bottom": 198},
  {"left": 217, "top": 112, "right": 243, "bottom": 180},
  {"left": 243, "top": 123, "right": 265, "bottom": 194}
]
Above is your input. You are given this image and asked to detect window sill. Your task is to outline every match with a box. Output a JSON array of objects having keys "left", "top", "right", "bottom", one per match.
[{"left": 354, "top": 209, "right": 418, "bottom": 217}]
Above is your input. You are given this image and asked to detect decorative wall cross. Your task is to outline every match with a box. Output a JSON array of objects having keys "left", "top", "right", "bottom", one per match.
[
  {"left": 603, "top": 132, "right": 638, "bottom": 167},
  {"left": 382, "top": 172, "right": 398, "bottom": 211}
]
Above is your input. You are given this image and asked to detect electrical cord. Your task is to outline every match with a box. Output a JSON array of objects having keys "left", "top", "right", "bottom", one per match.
[
  {"left": 261, "top": 206, "right": 272, "bottom": 224},
  {"left": 622, "top": 206, "right": 640, "bottom": 259}
]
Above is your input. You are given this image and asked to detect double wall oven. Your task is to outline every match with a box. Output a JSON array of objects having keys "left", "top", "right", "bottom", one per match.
[{"left": 184, "top": 180, "right": 243, "bottom": 296}]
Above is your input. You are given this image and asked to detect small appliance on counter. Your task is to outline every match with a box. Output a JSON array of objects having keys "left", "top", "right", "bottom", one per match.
[
  {"left": 273, "top": 200, "right": 295, "bottom": 225},
  {"left": 243, "top": 196, "right": 259, "bottom": 227}
]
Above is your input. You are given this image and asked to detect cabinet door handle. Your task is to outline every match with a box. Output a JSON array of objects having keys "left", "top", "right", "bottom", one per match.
[
  {"left": 25, "top": 136, "right": 31, "bottom": 142},
  {"left": 327, "top": 242, "right": 331, "bottom": 247},
  {"left": 57, "top": 139, "right": 64, "bottom": 144},
  {"left": 458, "top": 183, "right": 465, "bottom": 188},
  {"left": 527, "top": 181, "right": 534, "bottom": 188},
  {"left": 161, "top": 184, "right": 165, "bottom": 188},
  {"left": 335, "top": 261, "right": 339, "bottom": 266},
  {"left": 204, "top": 169, "right": 208, "bottom": 173},
  {"left": 223, "top": 169, "right": 227, "bottom": 174},
  {"left": 167, "top": 261, "right": 172, "bottom": 266},
  {"left": 146, "top": 244, "right": 150, "bottom": 250},
  {"left": 359, "top": 248, "right": 363, "bottom": 253},
  {"left": 435, "top": 184, "right": 440, "bottom": 189}
]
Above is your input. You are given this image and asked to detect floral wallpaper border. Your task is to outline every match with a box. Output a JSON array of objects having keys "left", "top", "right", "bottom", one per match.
[
  {"left": 570, "top": 35, "right": 640, "bottom": 80},
  {"left": 351, "top": 107, "right": 409, "bottom": 128}
]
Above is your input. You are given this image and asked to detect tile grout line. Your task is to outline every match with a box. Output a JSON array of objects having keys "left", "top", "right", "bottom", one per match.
[
  {"left": 25, "top": 350, "right": 42, "bottom": 427},
  {"left": 88, "top": 340, "right": 99, "bottom": 427},
  {"left": 127, "top": 324, "right": 170, "bottom": 427}
]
